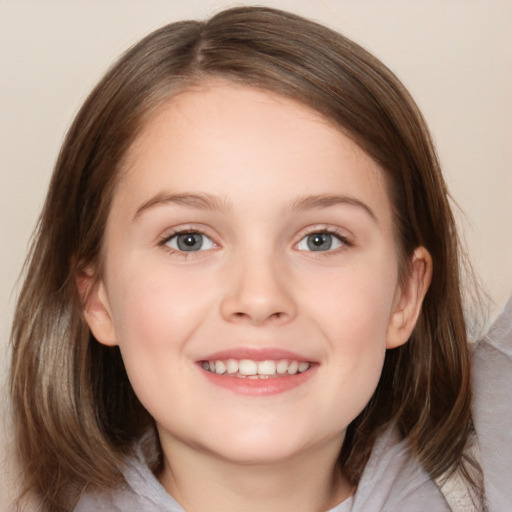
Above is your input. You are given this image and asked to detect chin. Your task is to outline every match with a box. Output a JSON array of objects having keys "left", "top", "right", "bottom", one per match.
[
  {"left": 212, "top": 441, "right": 307, "bottom": 466},
  {"left": 196, "top": 421, "right": 337, "bottom": 467}
]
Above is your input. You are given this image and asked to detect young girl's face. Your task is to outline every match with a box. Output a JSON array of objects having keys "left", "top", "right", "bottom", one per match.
[{"left": 85, "top": 82, "right": 425, "bottom": 468}]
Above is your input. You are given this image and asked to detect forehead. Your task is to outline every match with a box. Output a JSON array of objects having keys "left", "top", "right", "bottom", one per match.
[
  {"left": 124, "top": 81, "right": 360, "bottom": 172},
  {"left": 113, "top": 81, "right": 393, "bottom": 224}
]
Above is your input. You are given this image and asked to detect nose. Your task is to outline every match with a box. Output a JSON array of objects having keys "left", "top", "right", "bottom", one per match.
[{"left": 220, "top": 252, "right": 297, "bottom": 326}]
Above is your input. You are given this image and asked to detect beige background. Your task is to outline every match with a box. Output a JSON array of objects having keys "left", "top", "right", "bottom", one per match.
[{"left": 1, "top": 0, "right": 511, "bottom": 508}]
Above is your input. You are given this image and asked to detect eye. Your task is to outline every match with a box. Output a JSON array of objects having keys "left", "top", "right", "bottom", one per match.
[
  {"left": 297, "top": 232, "right": 346, "bottom": 252},
  {"left": 164, "top": 232, "right": 216, "bottom": 252}
]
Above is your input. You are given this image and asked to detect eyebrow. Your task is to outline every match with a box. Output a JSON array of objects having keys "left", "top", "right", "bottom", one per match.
[
  {"left": 289, "top": 194, "right": 378, "bottom": 223},
  {"left": 133, "top": 192, "right": 229, "bottom": 220},
  {"left": 133, "top": 191, "right": 377, "bottom": 223}
]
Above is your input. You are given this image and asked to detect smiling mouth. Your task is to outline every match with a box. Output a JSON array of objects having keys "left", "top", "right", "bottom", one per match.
[{"left": 200, "top": 359, "right": 311, "bottom": 379}]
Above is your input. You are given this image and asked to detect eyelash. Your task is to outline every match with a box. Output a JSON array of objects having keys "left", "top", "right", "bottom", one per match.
[
  {"left": 157, "top": 226, "right": 352, "bottom": 257},
  {"left": 297, "top": 227, "right": 352, "bottom": 255},
  {"left": 158, "top": 227, "right": 217, "bottom": 257}
]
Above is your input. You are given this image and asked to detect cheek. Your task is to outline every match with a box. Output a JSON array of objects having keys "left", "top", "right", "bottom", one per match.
[
  {"left": 307, "top": 259, "right": 397, "bottom": 414},
  {"left": 311, "top": 257, "right": 398, "bottom": 344},
  {"left": 109, "top": 260, "right": 215, "bottom": 340},
  {"left": 105, "top": 264, "right": 216, "bottom": 402}
]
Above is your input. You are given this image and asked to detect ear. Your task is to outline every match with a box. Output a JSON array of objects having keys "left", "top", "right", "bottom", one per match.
[
  {"left": 386, "top": 247, "right": 432, "bottom": 349},
  {"left": 77, "top": 269, "right": 118, "bottom": 346}
]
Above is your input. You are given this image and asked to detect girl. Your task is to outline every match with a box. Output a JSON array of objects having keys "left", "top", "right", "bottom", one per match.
[{"left": 9, "top": 6, "right": 511, "bottom": 512}]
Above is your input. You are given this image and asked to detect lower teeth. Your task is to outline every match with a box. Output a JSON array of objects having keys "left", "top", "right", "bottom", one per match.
[{"left": 209, "top": 370, "right": 274, "bottom": 379}]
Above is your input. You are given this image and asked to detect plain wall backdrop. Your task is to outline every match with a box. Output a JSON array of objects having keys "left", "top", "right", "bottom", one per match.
[{"left": 1, "top": 1, "right": 511, "bottom": 508}]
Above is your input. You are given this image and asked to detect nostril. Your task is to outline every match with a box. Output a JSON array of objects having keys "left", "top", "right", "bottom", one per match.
[
  {"left": 220, "top": 291, "right": 296, "bottom": 325},
  {"left": 228, "top": 310, "right": 289, "bottom": 325}
]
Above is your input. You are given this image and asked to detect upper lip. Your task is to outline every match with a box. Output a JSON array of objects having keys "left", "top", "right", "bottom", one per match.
[{"left": 198, "top": 347, "right": 315, "bottom": 363}]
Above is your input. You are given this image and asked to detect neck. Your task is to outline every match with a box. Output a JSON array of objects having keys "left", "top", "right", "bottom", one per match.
[{"left": 158, "top": 435, "right": 353, "bottom": 512}]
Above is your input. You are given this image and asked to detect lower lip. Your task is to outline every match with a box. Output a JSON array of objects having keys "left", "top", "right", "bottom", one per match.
[{"left": 199, "top": 366, "right": 316, "bottom": 396}]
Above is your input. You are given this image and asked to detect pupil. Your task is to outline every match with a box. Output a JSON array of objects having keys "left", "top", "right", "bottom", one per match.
[
  {"left": 177, "top": 233, "right": 202, "bottom": 251},
  {"left": 307, "top": 233, "right": 332, "bottom": 251}
]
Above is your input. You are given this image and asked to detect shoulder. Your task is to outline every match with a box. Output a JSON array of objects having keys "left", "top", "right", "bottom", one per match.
[
  {"left": 73, "top": 440, "right": 184, "bottom": 512},
  {"left": 73, "top": 469, "right": 183, "bottom": 512},
  {"left": 73, "top": 483, "right": 143, "bottom": 512},
  {"left": 472, "top": 297, "right": 512, "bottom": 510},
  {"left": 473, "top": 297, "right": 512, "bottom": 363},
  {"left": 349, "top": 427, "right": 451, "bottom": 512}
]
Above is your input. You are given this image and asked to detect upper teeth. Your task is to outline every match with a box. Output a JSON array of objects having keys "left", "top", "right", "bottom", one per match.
[{"left": 202, "top": 359, "right": 310, "bottom": 377}]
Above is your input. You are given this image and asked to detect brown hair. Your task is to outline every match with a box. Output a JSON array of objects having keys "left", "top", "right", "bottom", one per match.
[{"left": 10, "top": 6, "right": 477, "bottom": 510}]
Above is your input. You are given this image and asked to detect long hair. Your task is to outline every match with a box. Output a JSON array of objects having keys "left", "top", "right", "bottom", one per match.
[{"left": 10, "top": 6, "right": 476, "bottom": 510}]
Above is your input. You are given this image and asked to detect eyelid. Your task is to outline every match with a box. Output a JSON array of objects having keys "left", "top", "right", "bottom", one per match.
[
  {"left": 156, "top": 223, "right": 352, "bottom": 255},
  {"left": 158, "top": 223, "right": 217, "bottom": 242},
  {"left": 294, "top": 225, "right": 353, "bottom": 251},
  {"left": 296, "top": 225, "right": 352, "bottom": 240},
  {"left": 157, "top": 225, "right": 220, "bottom": 255}
]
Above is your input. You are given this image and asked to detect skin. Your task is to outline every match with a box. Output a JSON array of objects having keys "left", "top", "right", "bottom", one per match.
[{"left": 84, "top": 82, "right": 431, "bottom": 511}]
